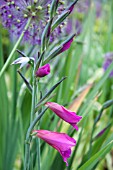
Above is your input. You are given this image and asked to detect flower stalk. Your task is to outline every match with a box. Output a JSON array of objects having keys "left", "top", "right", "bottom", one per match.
[
  {"left": 3, "top": 0, "right": 82, "bottom": 168},
  {"left": 24, "top": 62, "right": 37, "bottom": 170},
  {"left": 24, "top": 104, "right": 48, "bottom": 170}
]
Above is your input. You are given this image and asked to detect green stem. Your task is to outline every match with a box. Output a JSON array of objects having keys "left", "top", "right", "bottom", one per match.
[
  {"left": 0, "top": 18, "right": 31, "bottom": 78},
  {"left": 24, "top": 107, "right": 48, "bottom": 170},
  {"left": 88, "top": 108, "right": 104, "bottom": 158},
  {"left": 37, "top": 138, "right": 41, "bottom": 170},
  {"left": 24, "top": 64, "right": 36, "bottom": 170},
  {"left": 28, "top": 107, "right": 48, "bottom": 136},
  {"left": 30, "top": 70, "right": 37, "bottom": 123},
  {"left": 36, "top": 82, "right": 41, "bottom": 170}
]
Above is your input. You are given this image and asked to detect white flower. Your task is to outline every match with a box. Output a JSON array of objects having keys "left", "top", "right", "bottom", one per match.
[{"left": 11, "top": 57, "right": 30, "bottom": 69}]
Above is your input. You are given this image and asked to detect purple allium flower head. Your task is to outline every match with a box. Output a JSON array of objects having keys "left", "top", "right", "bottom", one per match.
[
  {"left": 34, "top": 129, "right": 76, "bottom": 166},
  {"left": 0, "top": 0, "right": 67, "bottom": 45},
  {"left": 35, "top": 64, "right": 50, "bottom": 78},
  {"left": 103, "top": 52, "right": 113, "bottom": 77},
  {"left": 0, "top": 0, "right": 5, "bottom": 5}
]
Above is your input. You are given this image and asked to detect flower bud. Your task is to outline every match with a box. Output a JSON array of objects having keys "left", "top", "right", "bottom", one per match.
[{"left": 35, "top": 64, "right": 50, "bottom": 78}]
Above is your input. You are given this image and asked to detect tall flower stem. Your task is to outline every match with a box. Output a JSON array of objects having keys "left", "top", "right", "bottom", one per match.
[
  {"left": 36, "top": 83, "right": 41, "bottom": 170},
  {"left": 30, "top": 67, "right": 37, "bottom": 123},
  {"left": 0, "top": 18, "right": 31, "bottom": 78},
  {"left": 24, "top": 63, "right": 37, "bottom": 170},
  {"left": 37, "top": 138, "right": 41, "bottom": 170},
  {"left": 24, "top": 107, "right": 48, "bottom": 170}
]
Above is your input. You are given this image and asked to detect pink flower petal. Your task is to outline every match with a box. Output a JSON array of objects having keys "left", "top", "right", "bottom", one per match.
[
  {"left": 36, "top": 63, "right": 50, "bottom": 78},
  {"left": 34, "top": 130, "right": 76, "bottom": 166},
  {"left": 46, "top": 102, "right": 82, "bottom": 130}
]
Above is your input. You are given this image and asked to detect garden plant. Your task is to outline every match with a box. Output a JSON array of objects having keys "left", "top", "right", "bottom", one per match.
[{"left": 0, "top": 0, "right": 113, "bottom": 170}]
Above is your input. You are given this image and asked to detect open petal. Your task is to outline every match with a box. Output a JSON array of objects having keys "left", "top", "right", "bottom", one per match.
[
  {"left": 34, "top": 130, "right": 76, "bottom": 166},
  {"left": 46, "top": 102, "right": 82, "bottom": 130}
]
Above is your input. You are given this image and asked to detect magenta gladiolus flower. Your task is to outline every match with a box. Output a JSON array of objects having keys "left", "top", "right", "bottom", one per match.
[
  {"left": 60, "top": 34, "right": 75, "bottom": 53},
  {"left": 68, "top": 0, "right": 79, "bottom": 14},
  {"left": 46, "top": 102, "right": 82, "bottom": 130},
  {"left": 35, "top": 64, "right": 50, "bottom": 78},
  {"left": 34, "top": 130, "right": 76, "bottom": 166}
]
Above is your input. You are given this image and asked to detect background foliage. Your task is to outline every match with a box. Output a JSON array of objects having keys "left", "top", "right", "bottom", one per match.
[{"left": 0, "top": 0, "right": 113, "bottom": 169}]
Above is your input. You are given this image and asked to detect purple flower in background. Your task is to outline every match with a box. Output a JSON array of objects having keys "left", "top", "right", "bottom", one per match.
[
  {"left": 46, "top": 102, "right": 82, "bottom": 130},
  {"left": 0, "top": 0, "right": 66, "bottom": 45},
  {"left": 75, "top": 0, "right": 90, "bottom": 13},
  {"left": 0, "top": 0, "right": 80, "bottom": 45},
  {"left": 65, "top": 0, "right": 102, "bottom": 36},
  {"left": 35, "top": 64, "right": 50, "bottom": 78},
  {"left": 103, "top": 52, "right": 113, "bottom": 77},
  {"left": 34, "top": 130, "right": 76, "bottom": 166},
  {"left": 65, "top": 19, "right": 73, "bottom": 34},
  {"left": 0, "top": 0, "right": 5, "bottom": 5},
  {"left": 0, "top": 0, "right": 52, "bottom": 44},
  {"left": 95, "top": 1, "right": 102, "bottom": 18}
]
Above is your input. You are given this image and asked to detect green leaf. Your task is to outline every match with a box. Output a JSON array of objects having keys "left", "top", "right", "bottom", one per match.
[
  {"left": 17, "top": 70, "right": 32, "bottom": 94},
  {"left": 44, "top": 34, "right": 75, "bottom": 63},
  {"left": 41, "top": 19, "right": 53, "bottom": 52},
  {"left": 52, "top": 10, "right": 70, "bottom": 31},
  {"left": 91, "top": 125, "right": 111, "bottom": 156},
  {"left": 79, "top": 61, "right": 113, "bottom": 116},
  {"left": 78, "top": 141, "right": 113, "bottom": 170},
  {"left": 50, "top": 0, "right": 59, "bottom": 18}
]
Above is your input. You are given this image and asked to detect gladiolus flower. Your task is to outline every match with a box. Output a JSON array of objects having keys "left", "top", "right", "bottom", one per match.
[
  {"left": 35, "top": 64, "right": 50, "bottom": 78},
  {"left": 68, "top": 0, "right": 79, "bottom": 14},
  {"left": 34, "top": 130, "right": 76, "bottom": 166},
  {"left": 60, "top": 34, "right": 75, "bottom": 53},
  {"left": 46, "top": 102, "right": 82, "bottom": 130}
]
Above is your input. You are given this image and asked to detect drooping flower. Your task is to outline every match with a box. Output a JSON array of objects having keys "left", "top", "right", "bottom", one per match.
[
  {"left": 46, "top": 102, "right": 82, "bottom": 130},
  {"left": 35, "top": 64, "right": 50, "bottom": 78},
  {"left": 34, "top": 130, "right": 76, "bottom": 166},
  {"left": 11, "top": 56, "right": 30, "bottom": 69},
  {"left": 0, "top": 0, "right": 78, "bottom": 45},
  {"left": 103, "top": 52, "right": 113, "bottom": 77}
]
